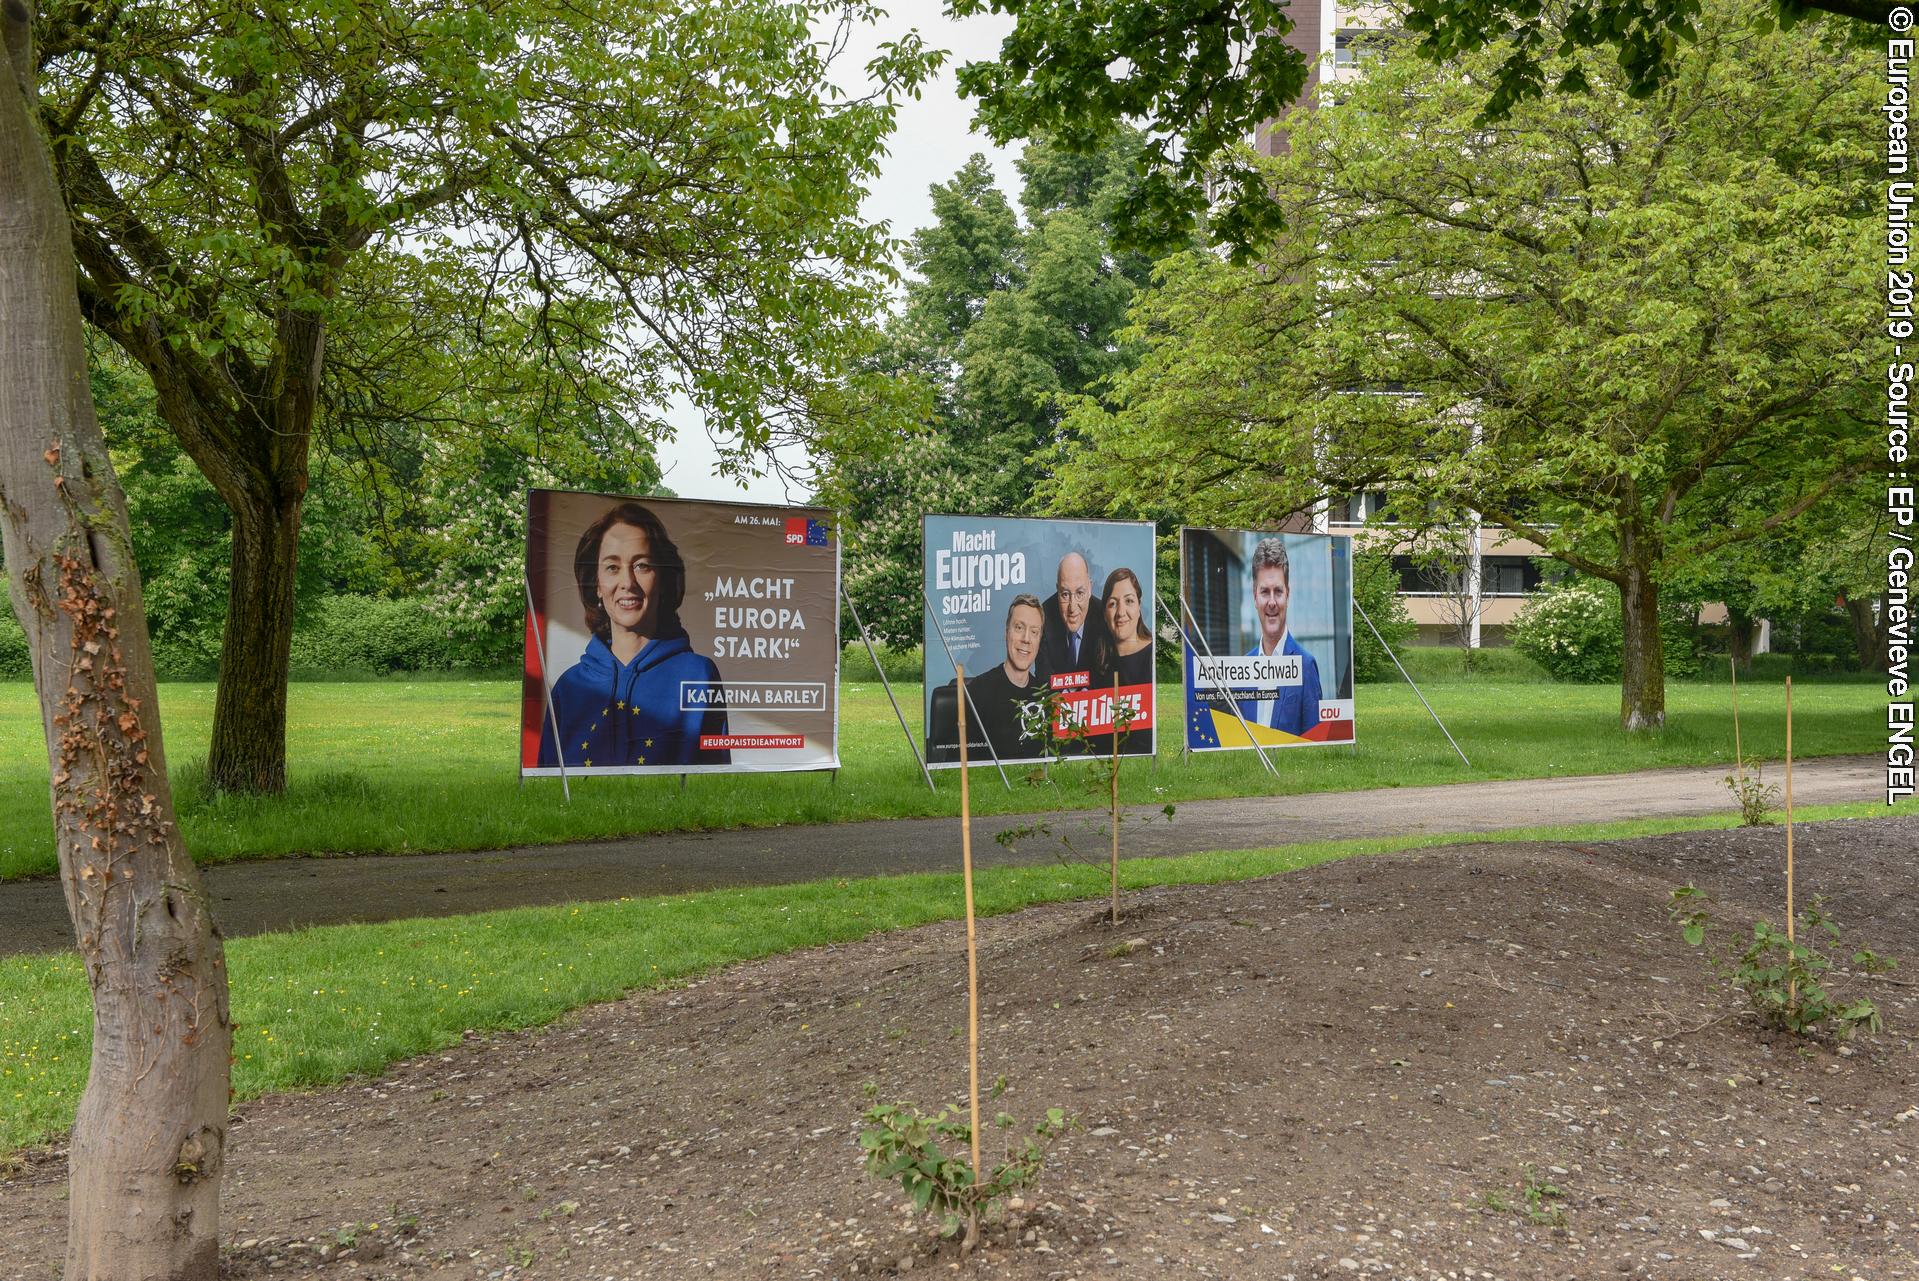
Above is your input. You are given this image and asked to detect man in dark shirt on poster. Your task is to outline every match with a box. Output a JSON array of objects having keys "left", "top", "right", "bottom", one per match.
[{"left": 966, "top": 593, "right": 1047, "bottom": 761}]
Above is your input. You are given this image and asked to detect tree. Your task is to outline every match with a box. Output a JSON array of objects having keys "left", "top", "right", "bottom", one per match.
[
  {"left": 1670, "top": 476, "right": 1893, "bottom": 671},
  {"left": 950, "top": 0, "right": 1887, "bottom": 254},
  {"left": 1048, "top": 2, "right": 1879, "bottom": 728},
  {"left": 827, "top": 133, "right": 1168, "bottom": 646},
  {"left": 35, "top": 0, "right": 937, "bottom": 792},
  {"left": 2, "top": 6, "right": 231, "bottom": 1275}
]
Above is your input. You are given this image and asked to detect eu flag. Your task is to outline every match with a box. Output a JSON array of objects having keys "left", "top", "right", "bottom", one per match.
[
  {"left": 1184, "top": 643, "right": 1221, "bottom": 748},
  {"left": 805, "top": 519, "right": 830, "bottom": 547}
]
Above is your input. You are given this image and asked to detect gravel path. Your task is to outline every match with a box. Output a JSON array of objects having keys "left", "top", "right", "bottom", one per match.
[{"left": 0, "top": 755, "right": 1881, "bottom": 956}]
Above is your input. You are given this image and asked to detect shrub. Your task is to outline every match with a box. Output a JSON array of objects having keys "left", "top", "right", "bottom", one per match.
[
  {"left": 839, "top": 642, "right": 924, "bottom": 685},
  {"left": 0, "top": 613, "right": 30, "bottom": 680},
  {"left": 1390, "top": 645, "right": 1553, "bottom": 683},
  {"left": 1353, "top": 551, "right": 1415, "bottom": 683},
  {"left": 1510, "top": 578, "right": 1700, "bottom": 683},
  {"left": 289, "top": 595, "right": 467, "bottom": 675}
]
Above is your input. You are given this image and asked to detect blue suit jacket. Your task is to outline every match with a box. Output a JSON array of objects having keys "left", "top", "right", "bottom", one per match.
[{"left": 1236, "top": 635, "right": 1322, "bottom": 736}]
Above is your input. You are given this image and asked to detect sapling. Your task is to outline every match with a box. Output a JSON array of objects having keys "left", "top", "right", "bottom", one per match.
[
  {"left": 1669, "top": 887, "right": 1887, "bottom": 1039},
  {"left": 858, "top": 1083, "right": 1073, "bottom": 1251},
  {"left": 994, "top": 676, "right": 1173, "bottom": 925}
]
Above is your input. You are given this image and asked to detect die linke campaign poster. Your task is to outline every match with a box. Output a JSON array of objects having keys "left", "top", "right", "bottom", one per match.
[
  {"left": 1180, "top": 528, "right": 1356, "bottom": 752},
  {"left": 922, "top": 514, "right": 1156, "bottom": 767},
  {"left": 521, "top": 490, "right": 840, "bottom": 776}
]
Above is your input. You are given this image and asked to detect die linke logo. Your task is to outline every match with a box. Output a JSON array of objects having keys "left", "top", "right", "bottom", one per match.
[{"left": 784, "top": 517, "right": 831, "bottom": 548}]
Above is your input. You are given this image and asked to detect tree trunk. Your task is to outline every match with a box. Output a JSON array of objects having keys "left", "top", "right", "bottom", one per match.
[
  {"left": 1618, "top": 563, "right": 1667, "bottom": 731},
  {"left": 207, "top": 489, "right": 303, "bottom": 794},
  {"left": 1, "top": 14, "right": 232, "bottom": 1279},
  {"left": 1840, "top": 592, "right": 1887, "bottom": 673},
  {"left": 1725, "top": 604, "right": 1756, "bottom": 671}
]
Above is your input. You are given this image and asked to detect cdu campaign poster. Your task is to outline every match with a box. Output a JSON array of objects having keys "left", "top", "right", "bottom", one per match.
[
  {"left": 922, "top": 514, "right": 1156, "bottom": 767},
  {"left": 521, "top": 490, "right": 840, "bottom": 776},
  {"left": 1180, "top": 528, "right": 1356, "bottom": 752}
]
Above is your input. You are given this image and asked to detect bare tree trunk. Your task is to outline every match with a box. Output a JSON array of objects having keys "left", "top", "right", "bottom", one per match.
[
  {"left": 1840, "top": 592, "right": 1887, "bottom": 673},
  {"left": 1, "top": 12, "right": 231, "bottom": 1279},
  {"left": 1619, "top": 563, "right": 1667, "bottom": 731},
  {"left": 1725, "top": 604, "right": 1756, "bottom": 671},
  {"left": 207, "top": 489, "right": 303, "bottom": 793}
]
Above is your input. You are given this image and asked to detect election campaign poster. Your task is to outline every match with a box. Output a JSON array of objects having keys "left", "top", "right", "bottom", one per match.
[
  {"left": 1180, "top": 528, "right": 1356, "bottom": 751},
  {"left": 521, "top": 490, "right": 840, "bottom": 776},
  {"left": 923, "top": 514, "right": 1156, "bottom": 767}
]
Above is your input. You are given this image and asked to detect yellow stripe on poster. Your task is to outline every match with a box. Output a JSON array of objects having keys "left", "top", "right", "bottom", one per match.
[{"left": 1208, "top": 708, "right": 1310, "bottom": 749}]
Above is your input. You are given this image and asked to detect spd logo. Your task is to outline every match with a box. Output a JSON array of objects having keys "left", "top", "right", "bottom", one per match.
[{"left": 784, "top": 517, "right": 831, "bottom": 548}]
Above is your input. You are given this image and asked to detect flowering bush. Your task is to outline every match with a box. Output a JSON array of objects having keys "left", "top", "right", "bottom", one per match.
[{"left": 1511, "top": 577, "right": 1699, "bottom": 682}]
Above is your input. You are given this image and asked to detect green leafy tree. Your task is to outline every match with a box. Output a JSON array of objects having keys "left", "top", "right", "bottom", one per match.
[
  {"left": 34, "top": 0, "right": 937, "bottom": 791},
  {"left": 1050, "top": 4, "right": 1878, "bottom": 729},
  {"left": 829, "top": 131, "right": 1168, "bottom": 645},
  {"left": 951, "top": 0, "right": 1886, "bottom": 254},
  {"left": 1669, "top": 475, "right": 1891, "bottom": 671}
]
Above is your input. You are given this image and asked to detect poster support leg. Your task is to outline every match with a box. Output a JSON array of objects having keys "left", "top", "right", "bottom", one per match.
[
  {"left": 524, "top": 575, "right": 572, "bottom": 803},
  {"left": 1355, "top": 599, "right": 1470, "bottom": 768},
  {"left": 921, "top": 588, "right": 1013, "bottom": 792},
  {"left": 679, "top": 773, "right": 687, "bottom": 794},
  {"left": 843, "top": 584, "right": 935, "bottom": 793},
  {"left": 1160, "top": 592, "right": 1280, "bottom": 780}
]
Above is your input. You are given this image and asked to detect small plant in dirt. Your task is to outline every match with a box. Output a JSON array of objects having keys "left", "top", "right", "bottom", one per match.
[
  {"left": 858, "top": 1084, "right": 1073, "bottom": 1251},
  {"left": 992, "top": 681, "right": 1172, "bottom": 925},
  {"left": 1669, "top": 887, "right": 1888, "bottom": 1039},
  {"left": 1481, "top": 1167, "right": 1567, "bottom": 1227},
  {"left": 1722, "top": 759, "right": 1781, "bottom": 826}
]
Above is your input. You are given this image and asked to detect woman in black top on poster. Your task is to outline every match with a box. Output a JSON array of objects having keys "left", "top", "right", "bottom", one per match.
[{"left": 1096, "top": 567, "right": 1153, "bottom": 688}]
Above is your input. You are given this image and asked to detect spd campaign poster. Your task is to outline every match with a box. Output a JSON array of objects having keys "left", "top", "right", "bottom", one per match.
[
  {"left": 923, "top": 514, "right": 1156, "bottom": 767},
  {"left": 1180, "top": 528, "right": 1356, "bottom": 751},
  {"left": 521, "top": 490, "right": 840, "bottom": 776}
]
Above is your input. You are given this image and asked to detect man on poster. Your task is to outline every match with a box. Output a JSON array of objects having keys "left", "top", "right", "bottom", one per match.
[
  {"left": 1037, "top": 551, "right": 1110, "bottom": 683},
  {"left": 966, "top": 593, "right": 1047, "bottom": 760},
  {"left": 1238, "top": 537, "right": 1322, "bottom": 735}
]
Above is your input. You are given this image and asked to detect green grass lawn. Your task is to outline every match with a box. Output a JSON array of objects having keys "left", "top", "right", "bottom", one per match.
[
  {"left": 1, "top": 799, "right": 1907, "bottom": 1154},
  {"left": 0, "top": 674, "right": 1892, "bottom": 880}
]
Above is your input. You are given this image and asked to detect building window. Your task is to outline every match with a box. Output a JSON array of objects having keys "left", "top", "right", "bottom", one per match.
[
  {"left": 1480, "top": 556, "right": 1542, "bottom": 596},
  {"left": 1334, "top": 29, "right": 1383, "bottom": 69}
]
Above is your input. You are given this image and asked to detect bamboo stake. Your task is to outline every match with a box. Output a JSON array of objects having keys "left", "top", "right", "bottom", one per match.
[
  {"left": 1785, "top": 675, "right": 1795, "bottom": 1004},
  {"left": 1729, "top": 652, "right": 1743, "bottom": 785},
  {"left": 955, "top": 663, "right": 983, "bottom": 1201},
  {"left": 1110, "top": 672, "right": 1121, "bottom": 927}
]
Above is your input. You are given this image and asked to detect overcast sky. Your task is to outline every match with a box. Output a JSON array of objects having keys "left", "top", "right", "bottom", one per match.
[{"left": 654, "top": 2, "right": 1020, "bottom": 505}]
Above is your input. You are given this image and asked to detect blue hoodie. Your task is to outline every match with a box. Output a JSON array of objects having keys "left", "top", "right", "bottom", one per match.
[{"left": 538, "top": 630, "right": 730, "bottom": 768}]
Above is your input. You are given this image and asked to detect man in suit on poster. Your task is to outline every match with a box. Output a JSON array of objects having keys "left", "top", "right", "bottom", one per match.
[
  {"left": 1237, "top": 537, "right": 1322, "bottom": 736},
  {"left": 1036, "top": 551, "right": 1109, "bottom": 685}
]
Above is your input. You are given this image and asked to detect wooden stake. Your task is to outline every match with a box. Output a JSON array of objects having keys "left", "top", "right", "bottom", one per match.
[
  {"left": 1729, "top": 652, "right": 1743, "bottom": 785},
  {"left": 955, "top": 664, "right": 983, "bottom": 1194},
  {"left": 1785, "top": 676, "right": 1795, "bottom": 1000},
  {"left": 1111, "top": 672, "right": 1122, "bottom": 927}
]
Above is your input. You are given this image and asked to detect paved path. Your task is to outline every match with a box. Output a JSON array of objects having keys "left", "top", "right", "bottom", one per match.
[{"left": 0, "top": 756, "right": 1881, "bottom": 957}]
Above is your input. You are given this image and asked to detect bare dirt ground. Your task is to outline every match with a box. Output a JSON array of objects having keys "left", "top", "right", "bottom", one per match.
[{"left": 3, "top": 815, "right": 1916, "bottom": 1281}]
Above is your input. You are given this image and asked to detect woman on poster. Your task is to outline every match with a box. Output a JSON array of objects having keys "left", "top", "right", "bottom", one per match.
[
  {"left": 1095, "top": 567, "right": 1154, "bottom": 689},
  {"left": 538, "top": 502, "right": 731, "bottom": 768}
]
